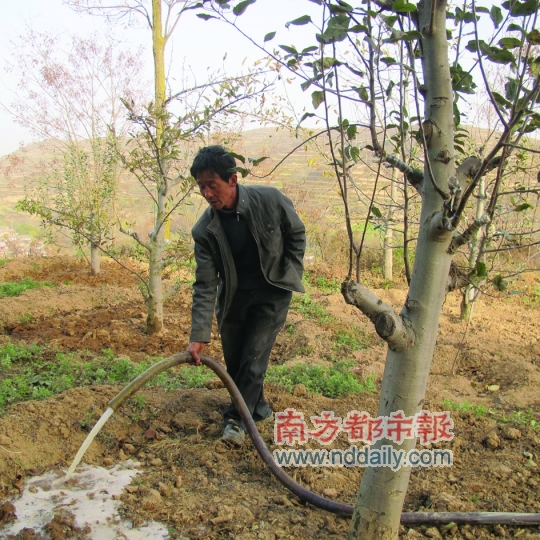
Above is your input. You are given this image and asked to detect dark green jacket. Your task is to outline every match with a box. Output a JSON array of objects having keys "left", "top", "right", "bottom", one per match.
[{"left": 190, "top": 184, "right": 306, "bottom": 343}]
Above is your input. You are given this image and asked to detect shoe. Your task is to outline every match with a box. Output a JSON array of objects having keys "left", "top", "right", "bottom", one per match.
[{"left": 221, "top": 423, "right": 245, "bottom": 447}]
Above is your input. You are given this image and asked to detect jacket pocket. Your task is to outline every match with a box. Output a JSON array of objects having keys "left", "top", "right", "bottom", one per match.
[{"left": 257, "top": 221, "right": 281, "bottom": 251}]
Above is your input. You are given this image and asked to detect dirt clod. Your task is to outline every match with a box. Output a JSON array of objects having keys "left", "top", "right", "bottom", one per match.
[
  {"left": 6, "top": 528, "right": 44, "bottom": 540},
  {"left": 292, "top": 383, "right": 308, "bottom": 397},
  {"left": 0, "top": 502, "right": 17, "bottom": 525},
  {"left": 485, "top": 430, "right": 501, "bottom": 449},
  {"left": 140, "top": 488, "right": 162, "bottom": 511},
  {"left": 322, "top": 487, "right": 338, "bottom": 498},
  {"left": 122, "top": 443, "right": 135, "bottom": 455},
  {"left": 144, "top": 427, "right": 157, "bottom": 440},
  {"left": 503, "top": 427, "right": 522, "bottom": 440},
  {"left": 424, "top": 526, "right": 443, "bottom": 539}
]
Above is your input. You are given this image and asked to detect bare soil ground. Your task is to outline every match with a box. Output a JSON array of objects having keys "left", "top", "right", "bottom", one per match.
[{"left": 0, "top": 257, "right": 539, "bottom": 539}]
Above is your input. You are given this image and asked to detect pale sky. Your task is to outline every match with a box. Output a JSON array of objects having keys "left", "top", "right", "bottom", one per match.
[{"left": 0, "top": 0, "right": 317, "bottom": 157}]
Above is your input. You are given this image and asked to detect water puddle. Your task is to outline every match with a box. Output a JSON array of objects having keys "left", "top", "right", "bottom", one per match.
[{"left": 1, "top": 460, "right": 169, "bottom": 539}]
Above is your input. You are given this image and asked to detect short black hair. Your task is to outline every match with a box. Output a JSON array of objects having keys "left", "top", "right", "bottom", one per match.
[{"left": 190, "top": 145, "right": 236, "bottom": 182}]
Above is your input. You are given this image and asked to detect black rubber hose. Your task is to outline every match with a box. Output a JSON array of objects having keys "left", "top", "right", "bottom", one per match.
[{"left": 107, "top": 352, "right": 540, "bottom": 526}]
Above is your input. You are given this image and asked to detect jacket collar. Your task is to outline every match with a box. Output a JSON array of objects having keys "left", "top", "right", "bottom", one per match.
[{"left": 235, "top": 183, "right": 249, "bottom": 214}]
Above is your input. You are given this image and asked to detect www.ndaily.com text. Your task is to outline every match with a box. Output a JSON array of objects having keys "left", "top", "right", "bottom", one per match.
[{"left": 273, "top": 444, "right": 453, "bottom": 471}]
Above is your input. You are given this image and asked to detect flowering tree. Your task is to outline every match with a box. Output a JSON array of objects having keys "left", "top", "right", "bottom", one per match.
[{"left": 11, "top": 30, "right": 146, "bottom": 273}]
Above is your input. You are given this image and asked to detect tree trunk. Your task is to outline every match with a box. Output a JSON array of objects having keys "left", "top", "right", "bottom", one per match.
[
  {"left": 146, "top": 193, "right": 166, "bottom": 334},
  {"left": 152, "top": 0, "right": 166, "bottom": 117},
  {"left": 144, "top": 0, "right": 167, "bottom": 336},
  {"left": 383, "top": 169, "right": 397, "bottom": 281},
  {"left": 460, "top": 177, "right": 486, "bottom": 321},
  {"left": 146, "top": 244, "right": 164, "bottom": 334},
  {"left": 152, "top": 0, "right": 171, "bottom": 242},
  {"left": 383, "top": 230, "right": 393, "bottom": 281},
  {"left": 90, "top": 242, "right": 100, "bottom": 275},
  {"left": 348, "top": 2, "right": 454, "bottom": 538}
]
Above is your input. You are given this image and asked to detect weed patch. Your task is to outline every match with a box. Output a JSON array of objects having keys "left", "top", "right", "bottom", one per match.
[
  {"left": 332, "top": 327, "right": 370, "bottom": 354},
  {"left": 442, "top": 399, "right": 488, "bottom": 417},
  {"left": 0, "top": 277, "right": 53, "bottom": 299},
  {"left": 267, "top": 361, "right": 376, "bottom": 398},
  {"left": 291, "top": 294, "right": 334, "bottom": 324},
  {"left": 303, "top": 271, "right": 341, "bottom": 294},
  {"left": 498, "top": 409, "right": 540, "bottom": 429},
  {"left": 0, "top": 343, "right": 214, "bottom": 413}
]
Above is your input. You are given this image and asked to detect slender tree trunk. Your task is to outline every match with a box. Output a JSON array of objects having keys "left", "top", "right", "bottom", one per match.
[
  {"left": 90, "top": 242, "right": 100, "bottom": 275},
  {"left": 383, "top": 168, "right": 397, "bottom": 281},
  {"left": 152, "top": 0, "right": 171, "bottom": 242},
  {"left": 146, "top": 243, "right": 164, "bottom": 334},
  {"left": 460, "top": 177, "right": 486, "bottom": 321},
  {"left": 146, "top": 185, "right": 167, "bottom": 333},
  {"left": 152, "top": 0, "right": 166, "bottom": 118},
  {"left": 348, "top": 2, "right": 454, "bottom": 538},
  {"left": 383, "top": 224, "right": 393, "bottom": 280},
  {"left": 145, "top": 0, "right": 167, "bottom": 335}
]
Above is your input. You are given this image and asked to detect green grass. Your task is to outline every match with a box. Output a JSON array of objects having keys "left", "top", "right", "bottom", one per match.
[
  {"left": 0, "top": 343, "right": 214, "bottom": 413},
  {"left": 0, "top": 259, "right": 8, "bottom": 268},
  {"left": 333, "top": 327, "right": 369, "bottom": 354},
  {"left": 499, "top": 409, "right": 540, "bottom": 429},
  {"left": 292, "top": 291, "right": 372, "bottom": 360},
  {"left": 440, "top": 399, "right": 540, "bottom": 430},
  {"left": 294, "top": 344, "right": 315, "bottom": 357},
  {"left": 303, "top": 271, "right": 341, "bottom": 294},
  {"left": 132, "top": 394, "right": 147, "bottom": 410},
  {"left": 0, "top": 277, "right": 53, "bottom": 299},
  {"left": 442, "top": 399, "right": 488, "bottom": 417},
  {"left": 291, "top": 294, "right": 335, "bottom": 324},
  {"left": 267, "top": 361, "right": 376, "bottom": 398}
]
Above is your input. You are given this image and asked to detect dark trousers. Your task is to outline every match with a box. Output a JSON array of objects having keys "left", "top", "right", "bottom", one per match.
[{"left": 220, "top": 286, "right": 292, "bottom": 430}]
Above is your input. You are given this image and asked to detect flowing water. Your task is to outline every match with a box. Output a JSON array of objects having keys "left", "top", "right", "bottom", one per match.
[
  {"left": 1, "top": 461, "right": 169, "bottom": 539},
  {"left": 64, "top": 406, "right": 114, "bottom": 481}
]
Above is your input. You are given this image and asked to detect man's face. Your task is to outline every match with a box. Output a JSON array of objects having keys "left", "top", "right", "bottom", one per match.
[{"left": 196, "top": 170, "right": 238, "bottom": 210}]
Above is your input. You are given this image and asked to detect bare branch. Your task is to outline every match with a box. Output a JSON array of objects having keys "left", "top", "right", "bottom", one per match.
[
  {"left": 342, "top": 280, "right": 415, "bottom": 352},
  {"left": 384, "top": 154, "right": 424, "bottom": 189},
  {"left": 163, "top": 280, "right": 184, "bottom": 300},
  {"left": 119, "top": 224, "right": 152, "bottom": 251},
  {"left": 159, "top": 256, "right": 177, "bottom": 271},
  {"left": 502, "top": 143, "right": 540, "bottom": 155},
  {"left": 483, "top": 240, "right": 540, "bottom": 254},
  {"left": 447, "top": 213, "right": 490, "bottom": 255}
]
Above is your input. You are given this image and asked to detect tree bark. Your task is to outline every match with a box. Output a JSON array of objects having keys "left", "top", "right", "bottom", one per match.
[
  {"left": 383, "top": 168, "right": 397, "bottom": 281},
  {"left": 144, "top": 0, "right": 167, "bottom": 335},
  {"left": 90, "top": 242, "right": 100, "bottom": 275},
  {"left": 348, "top": 2, "right": 455, "bottom": 538},
  {"left": 460, "top": 177, "right": 486, "bottom": 321},
  {"left": 146, "top": 243, "right": 164, "bottom": 334}
]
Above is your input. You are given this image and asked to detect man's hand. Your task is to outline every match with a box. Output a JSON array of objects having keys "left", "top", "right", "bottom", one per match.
[{"left": 187, "top": 342, "right": 205, "bottom": 366}]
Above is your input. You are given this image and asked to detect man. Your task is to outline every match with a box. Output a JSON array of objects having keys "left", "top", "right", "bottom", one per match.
[{"left": 187, "top": 145, "right": 306, "bottom": 446}]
